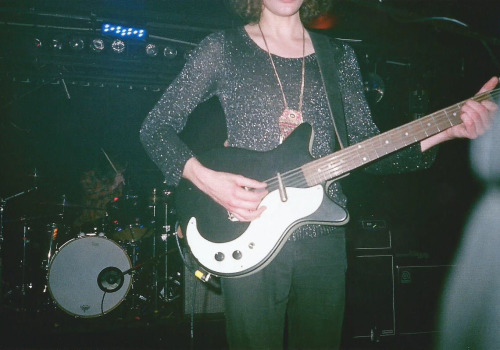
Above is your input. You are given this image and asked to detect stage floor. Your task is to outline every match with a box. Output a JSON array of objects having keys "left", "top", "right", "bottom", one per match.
[{"left": 0, "top": 298, "right": 436, "bottom": 350}]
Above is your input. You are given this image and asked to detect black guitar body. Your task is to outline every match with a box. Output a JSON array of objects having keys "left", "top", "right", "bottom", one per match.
[{"left": 175, "top": 123, "right": 348, "bottom": 244}]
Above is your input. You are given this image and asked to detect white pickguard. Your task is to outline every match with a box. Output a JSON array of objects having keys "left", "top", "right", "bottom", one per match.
[{"left": 185, "top": 185, "right": 324, "bottom": 276}]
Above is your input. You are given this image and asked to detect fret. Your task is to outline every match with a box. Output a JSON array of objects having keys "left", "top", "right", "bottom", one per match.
[
  {"left": 451, "top": 103, "right": 463, "bottom": 124},
  {"left": 321, "top": 153, "right": 350, "bottom": 178},
  {"left": 418, "top": 119, "right": 429, "bottom": 138},
  {"left": 316, "top": 162, "right": 336, "bottom": 180},
  {"left": 361, "top": 141, "right": 383, "bottom": 162},
  {"left": 398, "top": 125, "right": 412, "bottom": 146},
  {"left": 443, "top": 108, "right": 454, "bottom": 127},
  {"left": 382, "top": 137, "right": 395, "bottom": 154},
  {"left": 410, "top": 126, "right": 427, "bottom": 141},
  {"left": 370, "top": 135, "right": 387, "bottom": 157},
  {"left": 435, "top": 111, "right": 451, "bottom": 131},
  {"left": 349, "top": 151, "right": 365, "bottom": 169},
  {"left": 430, "top": 114, "right": 441, "bottom": 132},
  {"left": 423, "top": 117, "right": 440, "bottom": 136},
  {"left": 355, "top": 143, "right": 371, "bottom": 166},
  {"left": 390, "top": 130, "right": 409, "bottom": 150}
]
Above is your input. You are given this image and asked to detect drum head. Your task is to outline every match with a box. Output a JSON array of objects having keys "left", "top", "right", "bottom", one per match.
[{"left": 48, "top": 236, "right": 132, "bottom": 317}]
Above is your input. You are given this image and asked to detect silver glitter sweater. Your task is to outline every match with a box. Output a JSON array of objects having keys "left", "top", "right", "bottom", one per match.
[{"left": 140, "top": 27, "right": 435, "bottom": 239}]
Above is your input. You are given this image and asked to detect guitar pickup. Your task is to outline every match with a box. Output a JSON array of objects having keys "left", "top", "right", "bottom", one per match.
[{"left": 277, "top": 172, "right": 287, "bottom": 202}]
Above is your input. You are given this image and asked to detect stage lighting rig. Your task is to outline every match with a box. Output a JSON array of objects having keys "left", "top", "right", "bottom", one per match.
[
  {"left": 145, "top": 43, "right": 158, "bottom": 57},
  {"left": 163, "top": 46, "right": 177, "bottom": 59},
  {"left": 68, "top": 37, "right": 85, "bottom": 52},
  {"left": 111, "top": 39, "right": 126, "bottom": 54},
  {"left": 102, "top": 23, "right": 147, "bottom": 40},
  {"left": 34, "top": 38, "right": 42, "bottom": 49},
  {"left": 90, "top": 38, "right": 105, "bottom": 53},
  {"left": 51, "top": 38, "right": 64, "bottom": 50}
]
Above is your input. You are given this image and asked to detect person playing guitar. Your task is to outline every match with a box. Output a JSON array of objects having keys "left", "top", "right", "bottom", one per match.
[{"left": 140, "top": 1, "right": 498, "bottom": 348}]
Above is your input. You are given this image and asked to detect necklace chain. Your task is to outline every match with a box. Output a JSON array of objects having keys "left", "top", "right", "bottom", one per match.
[{"left": 258, "top": 23, "right": 306, "bottom": 113}]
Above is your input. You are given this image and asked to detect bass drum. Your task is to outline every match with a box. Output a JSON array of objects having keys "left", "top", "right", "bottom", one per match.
[{"left": 47, "top": 236, "right": 132, "bottom": 317}]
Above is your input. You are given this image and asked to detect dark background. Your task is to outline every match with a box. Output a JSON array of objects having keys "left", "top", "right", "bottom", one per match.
[{"left": 1, "top": 0, "right": 499, "bottom": 286}]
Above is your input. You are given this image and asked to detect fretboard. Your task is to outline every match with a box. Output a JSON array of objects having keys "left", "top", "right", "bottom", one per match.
[{"left": 301, "top": 88, "right": 499, "bottom": 186}]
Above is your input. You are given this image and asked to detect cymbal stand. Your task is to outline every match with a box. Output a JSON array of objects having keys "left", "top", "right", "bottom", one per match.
[
  {"left": 161, "top": 187, "right": 174, "bottom": 302},
  {"left": 20, "top": 220, "right": 29, "bottom": 311},
  {"left": 151, "top": 188, "right": 159, "bottom": 312},
  {"left": 0, "top": 182, "right": 38, "bottom": 307},
  {"left": 58, "top": 194, "right": 67, "bottom": 223},
  {"left": 42, "top": 194, "right": 67, "bottom": 273}
]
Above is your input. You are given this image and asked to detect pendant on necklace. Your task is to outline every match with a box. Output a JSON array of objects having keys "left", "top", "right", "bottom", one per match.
[{"left": 278, "top": 108, "right": 303, "bottom": 144}]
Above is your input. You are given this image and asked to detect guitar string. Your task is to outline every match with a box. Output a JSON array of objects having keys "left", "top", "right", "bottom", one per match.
[
  {"left": 263, "top": 88, "right": 500, "bottom": 190},
  {"left": 265, "top": 106, "right": 452, "bottom": 189},
  {"left": 266, "top": 106, "right": 462, "bottom": 189},
  {"left": 302, "top": 88, "right": 500, "bottom": 183},
  {"left": 278, "top": 93, "right": 497, "bottom": 189},
  {"left": 272, "top": 89, "right": 500, "bottom": 189}
]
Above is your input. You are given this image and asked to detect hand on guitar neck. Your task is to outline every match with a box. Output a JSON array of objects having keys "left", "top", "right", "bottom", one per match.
[
  {"left": 420, "top": 76, "right": 498, "bottom": 152},
  {"left": 182, "top": 157, "right": 268, "bottom": 222}
]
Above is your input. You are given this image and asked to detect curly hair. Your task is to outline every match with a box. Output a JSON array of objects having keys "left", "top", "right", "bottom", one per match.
[{"left": 229, "top": 0, "right": 332, "bottom": 24}]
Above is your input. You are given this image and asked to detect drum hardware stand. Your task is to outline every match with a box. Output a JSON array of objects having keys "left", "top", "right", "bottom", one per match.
[
  {"left": 159, "top": 186, "right": 178, "bottom": 303},
  {"left": 41, "top": 195, "right": 68, "bottom": 288},
  {"left": 0, "top": 173, "right": 38, "bottom": 308},
  {"left": 144, "top": 186, "right": 176, "bottom": 314},
  {"left": 41, "top": 223, "right": 59, "bottom": 295},
  {"left": 123, "top": 239, "right": 142, "bottom": 314},
  {"left": 151, "top": 188, "right": 159, "bottom": 313},
  {"left": 20, "top": 219, "right": 29, "bottom": 311},
  {"left": 100, "top": 246, "right": 178, "bottom": 317}
]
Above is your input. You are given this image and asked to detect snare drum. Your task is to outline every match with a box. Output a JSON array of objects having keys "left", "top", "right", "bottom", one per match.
[{"left": 47, "top": 235, "right": 132, "bottom": 317}]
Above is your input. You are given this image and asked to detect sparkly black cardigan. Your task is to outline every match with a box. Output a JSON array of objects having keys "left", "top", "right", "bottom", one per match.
[{"left": 140, "top": 27, "right": 435, "bottom": 207}]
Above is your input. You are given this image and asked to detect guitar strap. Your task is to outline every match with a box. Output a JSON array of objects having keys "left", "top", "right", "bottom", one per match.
[{"left": 308, "top": 31, "right": 349, "bottom": 150}]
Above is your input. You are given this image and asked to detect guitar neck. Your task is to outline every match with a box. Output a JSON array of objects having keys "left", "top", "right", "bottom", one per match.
[{"left": 301, "top": 88, "right": 498, "bottom": 186}]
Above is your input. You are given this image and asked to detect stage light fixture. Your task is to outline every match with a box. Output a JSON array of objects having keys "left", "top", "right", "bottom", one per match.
[
  {"left": 69, "top": 37, "right": 85, "bottom": 51},
  {"left": 183, "top": 49, "right": 193, "bottom": 61},
  {"left": 145, "top": 43, "right": 158, "bottom": 57},
  {"left": 51, "top": 38, "right": 63, "bottom": 50},
  {"left": 163, "top": 46, "right": 177, "bottom": 59},
  {"left": 102, "top": 23, "right": 147, "bottom": 40},
  {"left": 90, "top": 38, "right": 105, "bottom": 52},
  {"left": 111, "top": 39, "right": 126, "bottom": 53},
  {"left": 34, "top": 38, "right": 42, "bottom": 49}
]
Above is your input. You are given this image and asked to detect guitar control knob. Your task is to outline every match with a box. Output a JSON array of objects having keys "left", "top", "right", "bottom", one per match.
[
  {"left": 215, "top": 252, "right": 225, "bottom": 261},
  {"left": 232, "top": 250, "right": 242, "bottom": 260}
]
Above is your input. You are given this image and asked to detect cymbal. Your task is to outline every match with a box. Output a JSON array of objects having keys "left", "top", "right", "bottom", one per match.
[
  {"left": 6, "top": 214, "right": 58, "bottom": 223},
  {"left": 148, "top": 186, "right": 176, "bottom": 203},
  {"left": 38, "top": 201, "right": 106, "bottom": 211},
  {"left": 108, "top": 226, "right": 152, "bottom": 242}
]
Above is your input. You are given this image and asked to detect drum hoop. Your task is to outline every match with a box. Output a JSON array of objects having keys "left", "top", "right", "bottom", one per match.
[{"left": 47, "top": 235, "right": 132, "bottom": 318}]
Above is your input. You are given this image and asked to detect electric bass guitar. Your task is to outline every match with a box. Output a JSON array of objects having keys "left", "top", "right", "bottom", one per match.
[{"left": 176, "top": 89, "right": 498, "bottom": 278}]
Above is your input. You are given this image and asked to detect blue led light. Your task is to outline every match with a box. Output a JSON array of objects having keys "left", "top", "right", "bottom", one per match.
[{"left": 102, "top": 23, "right": 148, "bottom": 40}]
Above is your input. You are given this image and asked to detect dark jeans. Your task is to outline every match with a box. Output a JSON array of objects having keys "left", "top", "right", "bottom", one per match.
[{"left": 221, "top": 231, "right": 347, "bottom": 350}]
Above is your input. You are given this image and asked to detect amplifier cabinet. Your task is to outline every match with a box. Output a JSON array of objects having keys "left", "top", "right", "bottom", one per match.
[
  {"left": 345, "top": 254, "right": 395, "bottom": 340},
  {"left": 351, "top": 218, "right": 392, "bottom": 251},
  {"left": 395, "top": 264, "right": 452, "bottom": 334}
]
